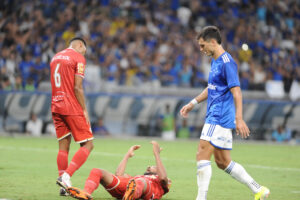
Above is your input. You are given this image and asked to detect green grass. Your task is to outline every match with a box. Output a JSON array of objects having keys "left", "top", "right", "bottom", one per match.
[{"left": 0, "top": 136, "right": 299, "bottom": 200}]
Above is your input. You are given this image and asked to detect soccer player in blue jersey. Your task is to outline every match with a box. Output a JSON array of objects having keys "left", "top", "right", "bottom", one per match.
[{"left": 180, "top": 26, "right": 270, "bottom": 200}]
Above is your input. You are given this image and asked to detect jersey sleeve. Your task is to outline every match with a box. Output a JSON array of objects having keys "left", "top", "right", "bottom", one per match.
[
  {"left": 224, "top": 61, "right": 240, "bottom": 89},
  {"left": 75, "top": 55, "right": 86, "bottom": 78}
]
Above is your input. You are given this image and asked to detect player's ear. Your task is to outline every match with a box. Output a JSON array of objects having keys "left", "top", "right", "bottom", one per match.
[{"left": 209, "top": 39, "right": 215, "bottom": 44}]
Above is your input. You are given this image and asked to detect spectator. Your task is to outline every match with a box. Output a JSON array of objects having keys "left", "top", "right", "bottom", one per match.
[
  {"left": 1, "top": 76, "right": 12, "bottom": 90},
  {"left": 34, "top": 56, "right": 49, "bottom": 85},
  {"left": 250, "top": 62, "right": 266, "bottom": 91},
  {"left": 14, "top": 75, "right": 23, "bottom": 90},
  {"left": 161, "top": 104, "right": 175, "bottom": 140},
  {"left": 26, "top": 112, "right": 43, "bottom": 137},
  {"left": 272, "top": 125, "right": 291, "bottom": 143},
  {"left": 5, "top": 52, "right": 18, "bottom": 86},
  {"left": 19, "top": 53, "right": 35, "bottom": 88},
  {"left": 24, "top": 77, "right": 35, "bottom": 91},
  {"left": 92, "top": 117, "right": 110, "bottom": 136},
  {"left": 177, "top": 118, "right": 190, "bottom": 139},
  {"left": 179, "top": 63, "right": 192, "bottom": 87},
  {"left": 45, "top": 122, "right": 56, "bottom": 136},
  {"left": 1, "top": 0, "right": 300, "bottom": 92}
]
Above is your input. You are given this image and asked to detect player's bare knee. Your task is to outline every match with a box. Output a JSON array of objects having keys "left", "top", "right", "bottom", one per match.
[
  {"left": 196, "top": 151, "right": 208, "bottom": 161},
  {"left": 89, "top": 141, "right": 94, "bottom": 151},
  {"left": 82, "top": 140, "right": 94, "bottom": 151},
  {"left": 59, "top": 137, "right": 71, "bottom": 152},
  {"left": 196, "top": 144, "right": 210, "bottom": 160},
  {"left": 59, "top": 146, "right": 70, "bottom": 152},
  {"left": 197, "top": 145, "right": 206, "bottom": 154}
]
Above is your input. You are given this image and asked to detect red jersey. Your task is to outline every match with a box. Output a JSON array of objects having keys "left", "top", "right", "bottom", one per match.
[
  {"left": 105, "top": 174, "right": 171, "bottom": 200},
  {"left": 134, "top": 174, "right": 171, "bottom": 199},
  {"left": 50, "top": 48, "right": 86, "bottom": 115}
]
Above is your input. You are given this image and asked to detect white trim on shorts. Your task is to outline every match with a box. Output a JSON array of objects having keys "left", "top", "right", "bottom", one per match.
[
  {"left": 57, "top": 132, "right": 72, "bottom": 141},
  {"left": 106, "top": 175, "right": 120, "bottom": 191},
  {"left": 200, "top": 123, "right": 233, "bottom": 150},
  {"left": 76, "top": 137, "right": 94, "bottom": 144}
]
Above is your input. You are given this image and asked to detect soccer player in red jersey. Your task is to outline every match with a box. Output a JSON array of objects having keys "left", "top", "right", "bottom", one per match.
[
  {"left": 50, "top": 37, "right": 94, "bottom": 195},
  {"left": 66, "top": 141, "right": 171, "bottom": 200}
]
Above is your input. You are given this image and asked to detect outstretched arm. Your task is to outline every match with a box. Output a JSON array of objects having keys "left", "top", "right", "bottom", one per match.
[
  {"left": 230, "top": 86, "right": 250, "bottom": 138},
  {"left": 115, "top": 145, "right": 141, "bottom": 176},
  {"left": 180, "top": 87, "right": 208, "bottom": 118},
  {"left": 151, "top": 141, "right": 168, "bottom": 186}
]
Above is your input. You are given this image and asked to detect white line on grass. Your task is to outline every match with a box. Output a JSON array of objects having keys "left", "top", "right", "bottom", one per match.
[{"left": 1, "top": 145, "right": 300, "bottom": 172}]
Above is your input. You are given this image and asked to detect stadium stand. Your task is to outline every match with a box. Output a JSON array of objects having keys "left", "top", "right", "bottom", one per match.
[{"left": 0, "top": 0, "right": 300, "bottom": 94}]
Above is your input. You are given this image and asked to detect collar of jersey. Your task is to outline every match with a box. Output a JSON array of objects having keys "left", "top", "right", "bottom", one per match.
[{"left": 214, "top": 51, "right": 227, "bottom": 62}]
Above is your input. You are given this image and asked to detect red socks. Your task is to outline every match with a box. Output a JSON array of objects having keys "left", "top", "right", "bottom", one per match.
[
  {"left": 65, "top": 147, "right": 90, "bottom": 177},
  {"left": 57, "top": 150, "right": 68, "bottom": 176},
  {"left": 84, "top": 168, "right": 102, "bottom": 194}
]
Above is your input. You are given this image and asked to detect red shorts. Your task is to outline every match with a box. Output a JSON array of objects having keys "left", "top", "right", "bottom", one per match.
[
  {"left": 104, "top": 175, "right": 131, "bottom": 199},
  {"left": 52, "top": 113, "right": 93, "bottom": 143}
]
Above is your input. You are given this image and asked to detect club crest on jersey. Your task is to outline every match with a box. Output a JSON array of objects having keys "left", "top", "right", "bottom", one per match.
[{"left": 77, "top": 63, "right": 85, "bottom": 74}]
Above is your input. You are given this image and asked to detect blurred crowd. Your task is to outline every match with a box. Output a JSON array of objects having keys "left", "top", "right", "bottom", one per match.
[{"left": 0, "top": 0, "right": 300, "bottom": 93}]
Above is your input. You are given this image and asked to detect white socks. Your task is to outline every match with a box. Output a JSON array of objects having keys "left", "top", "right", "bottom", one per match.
[
  {"left": 224, "top": 161, "right": 261, "bottom": 193},
  {"left": 196, "top": 160, "right": 212, "bottom": 200},
  {"left": 62, "top": 172, "right": 72, "bottom": 187}
]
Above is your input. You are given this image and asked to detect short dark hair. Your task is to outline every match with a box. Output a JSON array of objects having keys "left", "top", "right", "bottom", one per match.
[
  {"left": 69, "top": 37, "right": 87, "bottom": 47},
  {"left": 196, "top": 26, "right": 222, "bottom": 44}
]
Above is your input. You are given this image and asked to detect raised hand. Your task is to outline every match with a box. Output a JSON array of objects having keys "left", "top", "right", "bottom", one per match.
[
  {"left": 151, "top": 141, "right": 162, "bottom": 155},
  {"left": 127, "top": 145, "right": 141, "bottom": 157}
]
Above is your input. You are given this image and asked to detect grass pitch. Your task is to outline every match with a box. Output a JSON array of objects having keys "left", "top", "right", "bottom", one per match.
[{"left": 0, "top": 136, "right": 299, "bottom": 200}]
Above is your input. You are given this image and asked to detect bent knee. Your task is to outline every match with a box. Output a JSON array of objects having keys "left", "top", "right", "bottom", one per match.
[
  {"left": 89, "top": 142, "right": 94, "bottom": 151},
  {"left": 196, "top": 150, "right": 203, "bottom": 159},
  {"left": 90, "top": 168, "right": 102, "bottom": 176},
  {"left": 196, "top": 143, "right": 213, "bottom": 161},
  {"left": 82, "top": 141, "right": 94, "bottom": 151},
  {"left": 91, "top": 168, "right": 102, "bottom": 173}
]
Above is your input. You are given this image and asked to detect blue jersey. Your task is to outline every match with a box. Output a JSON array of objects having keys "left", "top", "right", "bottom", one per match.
[{"left": 205, "top": 52, "right": 240, "bottom": 129}]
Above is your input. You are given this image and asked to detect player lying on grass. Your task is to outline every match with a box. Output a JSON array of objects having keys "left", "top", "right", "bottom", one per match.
[{"left": 66, "top": 141, "right": 171, "bottom": 200}]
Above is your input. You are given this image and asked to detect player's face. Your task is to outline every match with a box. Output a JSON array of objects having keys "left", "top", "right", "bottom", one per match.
[
  {"left": 80, "top": 44, "right": 87, "bottom": 56},
  {"left": 198, "top": 38, "right": 214, "bottom": 57},
  {"left": 144, "top": 166, "right": 157, "bottom": 175}
]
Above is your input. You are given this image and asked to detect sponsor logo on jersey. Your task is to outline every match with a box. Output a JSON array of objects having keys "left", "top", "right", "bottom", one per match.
[
  {"left": 208, "top": 83, "right": 216, "bottom": 90},
  {"left": 77, "top": 63, "right": 85, "bottom": 74}
]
